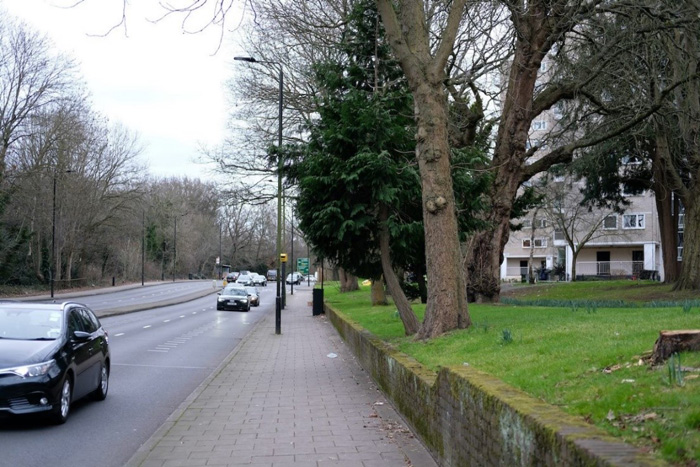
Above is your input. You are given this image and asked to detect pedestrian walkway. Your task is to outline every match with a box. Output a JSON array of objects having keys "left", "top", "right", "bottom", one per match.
[{"left": 126, "top": 287, "right": 437, "bottom": 467}]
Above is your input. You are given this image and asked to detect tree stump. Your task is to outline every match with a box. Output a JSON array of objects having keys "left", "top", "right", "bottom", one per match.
[{"left": 650, "top": 330, "right": 700, "bottom": 365}]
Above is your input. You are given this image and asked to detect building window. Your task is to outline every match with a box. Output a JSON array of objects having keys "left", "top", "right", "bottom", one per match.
[
  {"left": 522, "top": 238, "right": 548, "bottom": 248},
  {"left": 536, "top": 218, "right": 547, "bottom": 228},
  {"left": 621, "top": 154, "right": 642, "bottom": 165},
  {"left": 623, "top": 213, "right": 645, "bottom": 230},
  {"left": 603, "top": 215, "right": 617, "bottom": 230},
  {"left": 553, "top": 101, "right": 564, "bottom": 119},
  {"left": 554, "top": 229, "right": 565, "bottom": 241},
  {"left": 521, "top": 219, "right": 532, "bottom": 229},
  {"left": 622, "top": 183, "right": 644, "bottom": 197},
  {"left": 532, "top": 120, "right": 547, "bottom": 131}
]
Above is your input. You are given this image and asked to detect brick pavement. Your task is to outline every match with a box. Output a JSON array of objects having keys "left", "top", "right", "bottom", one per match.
[{"left": 126, "top": 287, "right": 437, "bottom": 467}]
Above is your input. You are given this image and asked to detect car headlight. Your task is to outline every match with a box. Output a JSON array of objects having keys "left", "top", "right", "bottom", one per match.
[
  {"left": 2, "top": 360, "right": 56, "bottom": 378},
  {"left": 217, "top": 296, "right": 226, "bottom": 302},
  {"left": 240, "top": 299, "right": 248, "bottom": 303}
]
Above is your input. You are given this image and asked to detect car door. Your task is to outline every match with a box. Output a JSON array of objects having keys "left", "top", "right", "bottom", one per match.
[
  {"left": 74, "top": 308, "right": 103, "bottom": 398},
  {"left": 67, "top": 309, "right": 94, "bottom": 399}
]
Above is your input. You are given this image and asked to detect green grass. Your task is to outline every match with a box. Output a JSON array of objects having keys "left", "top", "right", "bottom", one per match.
[{"left": 323, "top": 281, "right": 700, "bottom": 465}]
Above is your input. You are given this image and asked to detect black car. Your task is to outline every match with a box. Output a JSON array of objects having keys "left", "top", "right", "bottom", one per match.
[
  {"left": 244, "top": 287, "right": 260, "bottom": 307},
  {"left": 0, "top": 302, "right": 110, "bottom": 424},
  {"left": 216, "top": 286, "right": 251, "bottom": 311}
]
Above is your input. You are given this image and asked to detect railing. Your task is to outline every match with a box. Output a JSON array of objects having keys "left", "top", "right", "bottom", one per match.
[{"left": 504, "top": 260, "right": 651, "bottom": 281}]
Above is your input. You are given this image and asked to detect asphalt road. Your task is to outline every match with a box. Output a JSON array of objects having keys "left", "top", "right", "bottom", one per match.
[
  {"left": 23, "top": 280, "right": 220, "bottom": 316},
  {"left": 0, "top": 282, "right": 282, "bottom": 467}
]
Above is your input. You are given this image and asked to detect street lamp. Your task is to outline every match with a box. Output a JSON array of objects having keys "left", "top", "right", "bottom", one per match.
[
  {"left": 234, "top": 55, "right": 284, "bottom": 335},
  {"left": 51, "top": 169, "right": 73, "bottom": 298}
]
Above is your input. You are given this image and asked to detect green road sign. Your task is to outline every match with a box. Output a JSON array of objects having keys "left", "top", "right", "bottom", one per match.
[{"left": 297, "top": 257, "right": 309, "bottom": 275}]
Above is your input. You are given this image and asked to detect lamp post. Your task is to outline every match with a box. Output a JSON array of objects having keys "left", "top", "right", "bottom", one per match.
[
  {"left": 234, "top": 56, "right": 283, "bottom": 335},
  {"left": 141, "top": 210, "right": 145, "bottom": 286},
  {"left": 51, "top": 169, "right": 73, "bottom": 298},
  {"left": 290, "top": 208, "right": 294, "bottom": 295},
  {"left": 173, "top": 217, "right": 177, "bottom": 282}
]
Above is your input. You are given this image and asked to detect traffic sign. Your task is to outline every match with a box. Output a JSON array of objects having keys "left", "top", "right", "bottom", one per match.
[{"left": 297, "top": 257, "right": 309, "bottom": 275}]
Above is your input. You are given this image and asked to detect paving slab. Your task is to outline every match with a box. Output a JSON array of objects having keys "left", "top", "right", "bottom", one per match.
[{"left": 126, "top": 287, "right": 437, "bottom": 467}]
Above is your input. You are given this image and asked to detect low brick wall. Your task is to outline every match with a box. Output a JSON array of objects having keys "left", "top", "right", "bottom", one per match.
[{"left": 325, "top": 304, "right": 665, "bottom": 466}]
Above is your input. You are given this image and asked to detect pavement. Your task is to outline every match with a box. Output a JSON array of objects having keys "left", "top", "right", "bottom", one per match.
[{"left": 125, "top": 286, "right": 438, "bottom": 467}]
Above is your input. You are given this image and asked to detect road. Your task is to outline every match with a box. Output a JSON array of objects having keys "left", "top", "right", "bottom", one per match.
[
  {"left": 0, "top": 281, "right": 303, "bottom": 467},
  {"left": 22, "top": 280, "right": 219, "bottom": 316}
]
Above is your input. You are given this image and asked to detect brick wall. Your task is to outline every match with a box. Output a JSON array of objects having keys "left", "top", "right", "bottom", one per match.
[{"left": 325, "top": 304, "right": 665, "bottom": 466}]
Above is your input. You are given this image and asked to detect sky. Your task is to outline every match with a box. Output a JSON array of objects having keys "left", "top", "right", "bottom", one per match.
[{"left": 2, "top": 0, "right": 243, "bottom": 179}]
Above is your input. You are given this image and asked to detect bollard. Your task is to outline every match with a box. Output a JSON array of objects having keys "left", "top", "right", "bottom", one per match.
[{"left": 112, "top": 276, "right": 115, "bottom": 286}]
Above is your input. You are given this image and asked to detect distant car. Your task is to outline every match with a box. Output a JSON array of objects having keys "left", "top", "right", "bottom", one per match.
[
  {"left": 0, "top": 301, "right": 110, "bottom": 424},
  {"left": 266, "top": 269, "right": 277, "bottom": 281},
  {"left": 250, "top": 273, "right": 267, "bottom": 287},
  {"left": 286, "top": 272, "right": 303, "bottom": 285},
  {"left": 236, "top": 274, "right": 254, "bottom": 286},
  {"left": 216, "top": 286, "right": 251, "bottom": 311},
  {"left": 244, "top": 287, "right": 260, "bottom": 306},
  {"left": 223, "top": 272, "right": 238, "bottom": 286}
]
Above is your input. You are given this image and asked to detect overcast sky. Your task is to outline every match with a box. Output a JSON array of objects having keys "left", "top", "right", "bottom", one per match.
[{"left": 2, "top": 0, "right": 242, "bottom": 179}]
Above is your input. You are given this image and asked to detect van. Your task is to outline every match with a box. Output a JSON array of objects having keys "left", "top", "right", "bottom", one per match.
[{"left": 266, "top": 269, "right": 277, "bottom": 281}]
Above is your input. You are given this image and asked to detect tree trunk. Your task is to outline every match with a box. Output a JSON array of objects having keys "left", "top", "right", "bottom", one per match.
[
  {"left": 370, "top": 277, "right": 388, "bottom": 306},
  {"left": 339, "top": 268, "right": 359, "bottom": 292},
  {"left": 651, "top": 330, "right": 700, "bottom": 365},
  {"left": 375, "top": 0, "right": 470, "bottom": 339},
  {"left": 416, "top": 267, "right": 427, "bottom": 304},
  {"left": 379, "top": 205, "right": 419, "bottom": 335},
  {"left": 412, "top": 81, "right": 470, "bottom": 338},
  {"left": 468, "top": 35, "right": 543, "bottom": 302},
  {"left": 467, "top": 229, "right": 505, "bottom": 302},
  {"left": 674, "top": 198, "right": 700, "bottom": 290},
  {"left": 528, "top": 209, "right": 539, "bottom": 284},
  {"left": 571, "top": 249, "right": 579, "bottom": 282},
  {"left": 652, "top": 131, "right": 680, "bottom": 283}
]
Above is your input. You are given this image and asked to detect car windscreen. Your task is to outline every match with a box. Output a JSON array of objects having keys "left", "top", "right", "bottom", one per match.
[
  {"left": 0, "top": 308, "right": 63, "bottom": 340},
  {"left": 224, "top": 288, "right": 247, "bottom": 296}
]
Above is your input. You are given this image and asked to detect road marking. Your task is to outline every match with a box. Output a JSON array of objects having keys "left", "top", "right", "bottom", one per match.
[
  {"left": 147, "top": 349, "right": 168, "bottom": 353},
  {"left": 179, "top": 315, "right": 185, "bottom": 318},
  {"left": 114, "top": 332, "right": 125, "bottom": 337},
  {"left": 163, "top": 319, "right": 170, "bottom": 323},
  {"left": 112, "top": 363, "right": 207, "bottom": 369},
  {"left": 143, "top": 325, "right": 151, "bottom": 329}
]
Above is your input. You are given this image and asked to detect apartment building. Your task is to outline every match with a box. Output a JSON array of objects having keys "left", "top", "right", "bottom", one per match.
[
  {"left": 501, "top": 189, "right": 665, "bottom": 282},
  {"left": 499, "top": 82, "right": 668, "bottom": 282}
]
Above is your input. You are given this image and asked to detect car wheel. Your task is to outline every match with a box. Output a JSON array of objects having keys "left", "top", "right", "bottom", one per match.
[
  {"left": 51, "top": 376, "right": 72, "bottom": 424},
  {"left": 92, "top": 363, "right": 109, "bottom": 401}
]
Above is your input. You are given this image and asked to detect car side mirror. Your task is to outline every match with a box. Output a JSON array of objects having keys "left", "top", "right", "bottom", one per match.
[
  {"left": 217, "top": 292, "right": 222, "bottom": 295},
  {"left": 72, "top": 330, "right": 91, "bottom": 341}
]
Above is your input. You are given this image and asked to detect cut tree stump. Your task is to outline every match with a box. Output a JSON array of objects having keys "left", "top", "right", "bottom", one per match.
[{"left": 650, "top": 330, "right": 700, "bottom": 365}]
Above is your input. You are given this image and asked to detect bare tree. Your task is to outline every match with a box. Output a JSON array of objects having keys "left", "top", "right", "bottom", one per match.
[
  {"left": 539, "top": 178, "right": 618, "bottom": 281},
  {"left": 0, "top": 15, "right": 77, "bottom": 180}
]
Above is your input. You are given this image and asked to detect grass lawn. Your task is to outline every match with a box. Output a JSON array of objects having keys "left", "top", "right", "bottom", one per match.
[{"left": 323, "top": 280, "right": 700, "bottom": 465}]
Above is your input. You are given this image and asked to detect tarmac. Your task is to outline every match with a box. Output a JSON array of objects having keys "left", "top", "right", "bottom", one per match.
[{"left": 125, "top": 286, "right": 438, "bottom": 467}]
